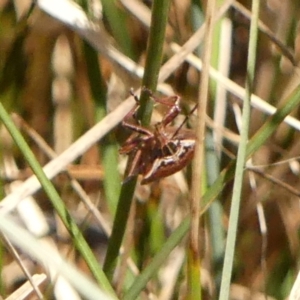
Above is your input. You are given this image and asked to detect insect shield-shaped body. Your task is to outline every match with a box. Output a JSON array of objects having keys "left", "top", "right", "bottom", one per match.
[
  {"left": 140, "top": 125, "right": 195, "bottom": 184},
  {"left": 119, "top": 91, "right": 195, "bottom": 185}
]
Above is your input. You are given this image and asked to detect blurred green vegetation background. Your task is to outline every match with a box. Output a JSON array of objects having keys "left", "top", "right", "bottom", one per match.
[{"left": 1, "top": 0, "right": 300, "bottom": 299}]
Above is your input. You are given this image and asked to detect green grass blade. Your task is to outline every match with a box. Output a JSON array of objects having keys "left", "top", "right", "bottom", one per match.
[
  {"left": 0, "top": 102, "right": 116, "bottom": 297},
  {"left": 103, "top": 178, "right": 137, "bottom": 280},
  {"left": 123, "top": 218, "right": 190, "bottom": 300},
  {"left": 188, "top": 0, "right": 216, "bottom": 298},
  {"left": 219, "top": 0, "right": 261, "bottom": 298}
]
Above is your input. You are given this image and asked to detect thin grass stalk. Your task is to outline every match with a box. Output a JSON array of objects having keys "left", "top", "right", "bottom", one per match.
[
  {"left": 123, "top": 82, "right": 300, "bottom": 298},
  {"left": 138, "top": 0, "right": 171, "bottom": 123},
  {"left": 3, "top": 235, "right": 44, "bottom": 299},
  {"left": 205, "top": 132, "right": 225, "bottom": 266},
  {"left": 0, "top": 103, "right": 116, "bottom": 297},
  {"left": 123, "top": 217, "right": 189, "bottom": 300},
  {"left": 219, "top": 0, "right": 261, "bottom": 298},
  {"left": 188, "top": 0, "right": 216, "bottom": 298},
  {"left": 204, "top": 0, "right": 229, "bottom": 273},
  {"left": 103, "top": 0, "right": 171, "bottom": 281}
]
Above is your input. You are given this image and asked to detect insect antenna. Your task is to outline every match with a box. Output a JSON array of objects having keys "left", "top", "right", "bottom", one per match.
[{"left": 172, "top": 103, "right": 198, "bottom": 138}]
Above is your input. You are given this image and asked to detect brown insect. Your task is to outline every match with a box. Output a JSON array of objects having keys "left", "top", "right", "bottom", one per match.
[{"left": 119, "top": 90, "right": 195, "bottom": 185}]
